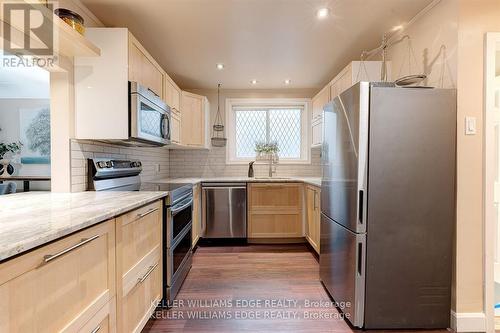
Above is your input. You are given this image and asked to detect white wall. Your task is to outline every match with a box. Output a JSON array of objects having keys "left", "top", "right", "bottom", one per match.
[{"left": 385, "top": 0, "right": 458, "bottom": 89}]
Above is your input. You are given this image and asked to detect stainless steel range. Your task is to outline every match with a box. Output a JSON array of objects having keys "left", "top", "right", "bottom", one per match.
[{"left": 88, "top": 158, "right": 193, "bottom": 304}]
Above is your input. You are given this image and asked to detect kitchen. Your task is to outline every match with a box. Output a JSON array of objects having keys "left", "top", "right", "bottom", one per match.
[{"left": 0, "top": 0, "right": 497, "bottom": 332}]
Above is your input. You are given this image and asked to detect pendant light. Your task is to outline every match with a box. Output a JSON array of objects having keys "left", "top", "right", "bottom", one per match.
[{"left": 211, "top": 83, "right": 227, "bottom": 147}]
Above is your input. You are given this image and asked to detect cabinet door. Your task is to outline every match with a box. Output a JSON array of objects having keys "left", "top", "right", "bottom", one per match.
[
  {"left": 192, "top": 184, "right": 201, "bottom": 247},
  {"left": 116, "top": 201, "right": 162, "bottom": 333},
  {"left": 164, "top": 76, "right": 181, "bottom": 111},
  {"left": 128, "top": 39, "right": 163, "bottom": 98},
  {"left": 312, "top": 87, "right": 329, "bottom": 121},
  {"left": 306, "top": 186, "right": 320, "bottom": 253},
  {"left": 312, "top": 121, "right": 323, "bottom": 147},
  {"left": 248, "top": 183, "right": 303, "bottom": 239},
  {"left": 0, "top": 220, "right": 115, "bottom": 333},
  {"left": 171, "top": 113, "right": 181, "bottom": 144},
  {"left": 181, "top": 92, "right": 204, "bottom": 147}
]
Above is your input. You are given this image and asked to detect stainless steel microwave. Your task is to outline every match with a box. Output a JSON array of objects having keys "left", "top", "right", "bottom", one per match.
[{"left": 128, "top": 81, "right": 171, "bottom": 146}]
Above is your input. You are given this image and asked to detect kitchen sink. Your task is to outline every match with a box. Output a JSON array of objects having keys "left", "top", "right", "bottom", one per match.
[{"left": 254, "top": 177, "right": 291, "bottom": 180}]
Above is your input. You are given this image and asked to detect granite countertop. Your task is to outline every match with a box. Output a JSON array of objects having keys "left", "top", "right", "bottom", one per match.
[
  {"left": 0, "top": 191, "right": 168, "bottom": 262},
  {"left": 148, "top": 176, "right": 322, "bottom": 187}
]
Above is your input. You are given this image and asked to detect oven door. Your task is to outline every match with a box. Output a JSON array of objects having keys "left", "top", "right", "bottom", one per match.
[
  {"left": 130, "top": 91, "right": 171, "bottom": 145},
  {"left": 167, "top": 223, "right": 192, "bottom": 286},
  {"left": 166, "top": 194, "right": 193, "bottom": 248}
]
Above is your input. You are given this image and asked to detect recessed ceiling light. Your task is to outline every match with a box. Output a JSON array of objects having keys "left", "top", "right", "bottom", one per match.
[
  {"left": 317, "top": 7, "right": 329, "bottom": 19},
  {"left": 216, "top": 63, "right": 224, "bottom": 70},
  {"left": 284, "top": 79, "right": 291, "bottom": 85},
  {"left": 392, "top": 25, "right": 404, "bottom": 32},
  {"left": 251, "top": 79, "right": 258, "bottom": 85}
]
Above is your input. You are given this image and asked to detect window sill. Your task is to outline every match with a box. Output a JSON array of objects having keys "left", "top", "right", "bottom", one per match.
[{"left": 226, "top": 159, "right": 312, "bottom": 166}]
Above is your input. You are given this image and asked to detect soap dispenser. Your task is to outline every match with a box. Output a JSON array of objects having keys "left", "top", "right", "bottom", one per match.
[{"left": 248, "top": 161, "right": 255, "bottom": 178}]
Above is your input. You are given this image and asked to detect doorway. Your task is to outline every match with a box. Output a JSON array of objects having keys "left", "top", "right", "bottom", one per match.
[{"left": 485, "top": 32, "right": 500, "bottom": 332}]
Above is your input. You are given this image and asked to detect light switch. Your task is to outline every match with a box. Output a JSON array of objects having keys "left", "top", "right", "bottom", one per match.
[{"left": 465, "top": 116, "right": 477, "bottom": 135}]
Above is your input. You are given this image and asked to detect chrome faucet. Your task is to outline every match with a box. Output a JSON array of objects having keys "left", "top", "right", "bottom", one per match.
[{"left": 267, "top": 153, "right": 279, "bottom": 177}]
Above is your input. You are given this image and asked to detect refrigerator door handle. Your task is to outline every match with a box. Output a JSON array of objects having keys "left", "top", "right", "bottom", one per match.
[
  {"left": 357, "top": 242, "right": 363, "bottom": 275},
  {"left": 358, "top": 190, "right": 364, "bottom": 224}
]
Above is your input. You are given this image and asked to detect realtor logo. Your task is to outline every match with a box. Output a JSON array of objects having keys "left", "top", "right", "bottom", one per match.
[{"left": 2, "top": 2, "right": 54, "bottom": 56}]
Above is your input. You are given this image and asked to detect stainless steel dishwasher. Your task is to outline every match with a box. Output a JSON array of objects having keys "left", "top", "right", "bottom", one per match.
[{"left": 201, "top": 182, "right": 247, "bottom": 238}]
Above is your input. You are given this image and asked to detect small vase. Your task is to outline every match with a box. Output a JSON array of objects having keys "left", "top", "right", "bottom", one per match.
[{"left": 0, "top": 159, "right": 11, "bottom": 178}]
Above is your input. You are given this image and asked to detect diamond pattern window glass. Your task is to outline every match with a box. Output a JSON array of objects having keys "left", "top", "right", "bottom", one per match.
[{"left": 233, "top": 106, "right": 303, "bottom": 160}]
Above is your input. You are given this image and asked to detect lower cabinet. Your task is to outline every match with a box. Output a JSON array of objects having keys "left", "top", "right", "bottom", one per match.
[
  {"left": 192, "top": 183, "right": 201, "bottom": 247},
  {"left": 77, "top": 298, "right": 116, "bottom": 333},
  {"left": 247, "top": 183, "right": 303, "bottom": 238},
  {"left": 306, "top": 185, "right": 321, "bottom": 253},
  {"left": 116, "top": 200, "right": 163, "bottom": 333},
  {"left": 0, "top": 219, "right": 116, "bottom": 333},
  {"left": 0, "top": 199, "right": 164, "bottom": 333}
]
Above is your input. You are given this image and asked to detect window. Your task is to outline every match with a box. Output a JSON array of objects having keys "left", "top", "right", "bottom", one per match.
[{"left": 226, "top": 98, "right": 310, "bottom": 164}]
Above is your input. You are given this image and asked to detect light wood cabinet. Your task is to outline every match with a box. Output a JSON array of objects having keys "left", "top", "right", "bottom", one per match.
[
  {"left": 171, "top": 112, "right": 181, "bottom": 144},
  {"left": 128, "top": 34, "right": 164, "bottom": 99},
  {"left": 181, "top": 91, "right": 210, "bottom": 148},
  {"left": 312, "top": 85, "right": 330, "bottom": 123},
  {"left": 78, "top": 298, "right": 116, "bottom": 333},
  {"left": 311, "top": 86, "right": 329, "bottom": 148},
  {"left": 248, "top": 183, "right": 303, "bottom": 238},
  {"left": 115, "top": 200, "right": 163, "bottom": 333},
  {"left": 306, "top": 185, "right": 321, "bottom": 253},
  {"left": 0, "top": 220, "right": 116, "bottom": 333},
  {"left": 192, "top": 184, "right": 201, "bottom": 247},
  {"left": 164, "top": 75, "right": 181, "bottom": 112}
]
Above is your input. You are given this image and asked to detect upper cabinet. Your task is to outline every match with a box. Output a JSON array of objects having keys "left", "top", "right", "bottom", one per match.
[
  {"left": 164, "top": 75, "right": 181, "bottom": 112},
  {"left": 310, "top": 61, "right": 388, "bottom": 147},
  {"left": 75, "top": 27, "right": 210, "bottom": 149},
  {"left": 128, "top": 35, "right": 164, "bottom": 99},
  {"left": 181, "top": 91, "right": 210, "bottom": 148},
  {"left": 75, "top": 28, "right": 166, "bottom": 140}
]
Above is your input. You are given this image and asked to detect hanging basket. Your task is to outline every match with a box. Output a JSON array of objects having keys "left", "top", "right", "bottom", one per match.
[
  {"left": 211, "top": 83, "right": 227, "bottom": 147},
  {"left": 211, "top": 137, "right": 227, "bottom": 147}
]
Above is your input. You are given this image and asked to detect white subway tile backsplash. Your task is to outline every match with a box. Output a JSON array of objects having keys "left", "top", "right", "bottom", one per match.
[{"left": 70, "top": 138, "right": 320, "bottom": 192}]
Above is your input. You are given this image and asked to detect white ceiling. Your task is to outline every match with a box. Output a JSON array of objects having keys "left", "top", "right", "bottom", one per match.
[{"left": 81, "top": 0, "right": 433, "bottom": 90}]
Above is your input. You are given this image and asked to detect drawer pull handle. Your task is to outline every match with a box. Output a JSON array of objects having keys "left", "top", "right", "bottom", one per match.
[
  {"left": 137, "top": 207, "right": 158, "bottom": 219},
  {"left": 90, "top": 325, "right": 101, "bottom": 333},
  {"left": 138, "top": 263, "right": 158, "bottom": 284},
  {"left": 43, "top": 235, "right": 100, "bottom": 264}
]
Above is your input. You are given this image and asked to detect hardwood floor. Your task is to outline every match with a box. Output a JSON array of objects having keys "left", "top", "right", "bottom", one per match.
[{"left": 143, "top": 244, "right": 450, "bottom": 333}]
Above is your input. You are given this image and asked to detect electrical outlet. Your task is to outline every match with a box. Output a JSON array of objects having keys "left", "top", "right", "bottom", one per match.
[{"left": 155, "top": 164, "right": 161, "bottom": 173}]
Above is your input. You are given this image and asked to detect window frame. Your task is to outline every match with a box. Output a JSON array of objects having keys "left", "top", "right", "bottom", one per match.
[{"left": 225, "top": 98, "right": 311, "bottom": 165}]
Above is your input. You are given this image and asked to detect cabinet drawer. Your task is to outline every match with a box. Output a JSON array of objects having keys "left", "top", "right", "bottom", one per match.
[
  {"left": 248, "top": 212, "right": 302, "bottom": 238},
  {"left": 116, "top": 200, "right": 162, "bottom": 333},
  {"left": 120, "top": 254, "right": 162, "bottom": 333},
  {"left": 248, "top": 183, "right": 302, "bottom": 211},
  {"left": 0, "top": 220, "right": 115, "bottom": 333},
  {"left": 117, "top": 200, "right": 162, "bottom": 275},
  {"left": 78, "top": 298, "right": 116, "bottom": 333}
]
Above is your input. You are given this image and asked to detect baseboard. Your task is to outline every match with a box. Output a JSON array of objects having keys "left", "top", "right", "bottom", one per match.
[{"left": 450, "top": 311, "right": 487, "bottom": 332}]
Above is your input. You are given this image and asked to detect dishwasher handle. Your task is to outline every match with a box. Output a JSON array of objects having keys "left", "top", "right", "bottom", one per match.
[
  {"left": 202, "top": 182, "right": 247, "bottom": 187},
  {"left": 202, "top": 186, "right": 247, "bottom": 190}
]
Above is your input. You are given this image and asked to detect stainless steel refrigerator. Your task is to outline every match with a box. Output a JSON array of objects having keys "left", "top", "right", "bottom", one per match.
[{"left": 319, "top": 82, "right": 456, "bottom": 329}]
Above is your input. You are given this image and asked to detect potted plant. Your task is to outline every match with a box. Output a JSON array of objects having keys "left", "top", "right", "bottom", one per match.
[
  {"left": 0, "top": 141, "right": 23, "bottom": 177},
  {"left": 254, "top": 141, "right": 279, "bottom": 160}
]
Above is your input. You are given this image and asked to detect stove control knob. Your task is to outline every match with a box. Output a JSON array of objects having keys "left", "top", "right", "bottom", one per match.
[
  {"left": 130, "top": 162, "right": 137, "bottom": 168},
  {"left": 97, "top": 161, "right": 105, "bottom": 168},
  {"left": 137, "top": 161, "right": 142, "bottom": 167},
  {"left": 105, "top": 161, "right": 112, "bottom": 168}
]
